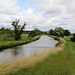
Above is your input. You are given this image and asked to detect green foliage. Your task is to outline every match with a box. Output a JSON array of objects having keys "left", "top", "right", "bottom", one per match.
[
  {"left": 0, "top": 35, "right": 41, "bottom": 50},
  {"left": 71, "top": 33, "right": 75, "bottom": 42},
  {"left": 0, "top": 28, "right": 14, "bottom": 42},
  {"left": 48, "top": 29, "right": 54, "bottom": 35},
  {"left": 28, "top": 28, "right": 41, "bottom": 37},
  {"left": 47, "top": 27, "right": 70, "bottom": 38},
  {"left": 21, "top": 34, "right": 29, "bottom": 41},
  {"left": 54, "top": 36, "right": 60, "bottom": 41},
  {"left": 0, "top": 27, "right": 4, "bottom": 31},
  {"left": 0, "top": 34, "right": 14, "bottom": 41},
  {"left": 54, "top": 27, "right": 64, "bottom": 37},
  {"left": 0, "top": 28, "right": 14, "bottom": 37},
  {"left": 28, "top": 30, "right": 36, "bottom": 37},
  {"left": 12, "top": 19, "right": 26, "bottom": 40},
  {"left": 64, "top": 30, "right": 71, "bottom": 36}
]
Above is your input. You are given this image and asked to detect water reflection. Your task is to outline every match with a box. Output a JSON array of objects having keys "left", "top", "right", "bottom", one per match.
[{"left": 0, "top": 35, "right": 58, "bottom": 65}]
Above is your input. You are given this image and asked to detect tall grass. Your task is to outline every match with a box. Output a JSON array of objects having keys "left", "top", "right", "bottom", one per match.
[
  {"left": 11, "top": 36, "right": 75, "bottom": 75},
  {"left": 5, "top": 36, "right": 75, "bottom": 75},
  {"left": 0, "top": 36, "right": 65, "bottom": 75}
]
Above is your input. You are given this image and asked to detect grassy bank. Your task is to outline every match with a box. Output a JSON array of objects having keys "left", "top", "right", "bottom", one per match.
[
  {"left": 0, "top": 34, "right": 41, "bottom": 50},
  {"left": 0, "top": 35, "right": 65, "bottom": 75},
  {"left": 5, "top": 36, "right": 75, "bottom": 75}
]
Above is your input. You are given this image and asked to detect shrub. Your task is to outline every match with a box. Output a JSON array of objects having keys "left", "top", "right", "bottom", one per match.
[
  {"left": 0, "top": 34, "right": 14, "bottom": 41},
  {"left": 54, "top": 36, "right": 60, "bottom": 41},
  {"left": 64, "top": 30, "right": 71, "bottom": 36},
  {"left": 48, "top": 29, "right": 54, "bottom": 35},
  {"left": 28, "top": 28, "right": 41, "bottom": 37},
  {"left": 71, "top": 33, "right": 75, "bottom": 42}
]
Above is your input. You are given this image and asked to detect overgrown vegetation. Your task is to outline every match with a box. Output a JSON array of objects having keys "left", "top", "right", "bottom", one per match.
[
  {"left": 0, "top": 28, "right": 14, "bottom": 42},
  {"left": 64, "top": 29, "right": 71, "bottom": 36},
  {"left": 5, "top": 36, "right": 75, "bottom": 75},
  {"left": 28, "top": 28, "right": 42, "bottom": 37}
]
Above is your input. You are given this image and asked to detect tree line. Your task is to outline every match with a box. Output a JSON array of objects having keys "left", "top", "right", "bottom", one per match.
[
  {"left": 0, "top": 19, "right": 75, "bottom": 42},
  {"left": 47, "top": 27, "right": 71, "bottom": 37},
  {"left": 47, "top": 27, "right": 75, "bottom": 42}
]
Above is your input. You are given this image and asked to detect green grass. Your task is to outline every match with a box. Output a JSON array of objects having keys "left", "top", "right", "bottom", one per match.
[
  {"left": 6, "top": 36, "right": 75, "bottom": 75},
  {"left": 21, "top": 34, "right": 29, "bottom": 41},
  {"left": 0, "top": 34, "right": 41, "bottom": 50}
]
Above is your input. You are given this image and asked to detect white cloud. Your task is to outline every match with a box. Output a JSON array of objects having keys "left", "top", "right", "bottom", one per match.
[
  {"left": 0, "top": 0, "right": 20, "bottom": 15},
  {"left": 0, "top": 0, "right": 75, "bottom": 33}
]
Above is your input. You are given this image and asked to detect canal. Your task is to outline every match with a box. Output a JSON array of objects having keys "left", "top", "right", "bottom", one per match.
[{"left": 0, "top": 35, "right": 58, "bottom": 65}]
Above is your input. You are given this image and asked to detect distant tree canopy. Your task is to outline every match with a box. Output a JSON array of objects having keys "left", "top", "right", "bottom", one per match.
[
  {"left": 48, "top": 29, "right": 54, "bottom": 35},
  {"left": 53, "top": 27, "right": 64, "bottom": 37},
  {"left": 28, "top": 28, "right": 41, "bottom": 37},
  {"left": 47, "top": 27, "right": 71, "bottom": 37},
  {"left": 12, "top": 19, "right": 26, "bottom": 40},
  {"left": 64, "top": 30, "right": 71, "bottom": 36},
  {"left": 0, "top": 27, "right": 5, "bottom": 31}
]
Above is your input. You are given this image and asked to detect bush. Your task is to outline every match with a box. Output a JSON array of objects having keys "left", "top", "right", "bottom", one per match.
[
  {"left": 54, "top": 36, "right": 60, "bottom": 41},
  {"left": 0, "top": 34, "right": 14, "bottom": 41},
  {"left": 28, "top": 31, "right": 36, "bottom": 37},
  {"left": 71, "top": 38, "right": 75, "bottom": 42},
  {"left": 28, "top": 28, "right": 41, "bottom": 37},
  {"left": 64, "top": 30, "right": 71, "bottom": 36},
  {"left": 71, "top": 33, "right": 75, "bottom": 42}
]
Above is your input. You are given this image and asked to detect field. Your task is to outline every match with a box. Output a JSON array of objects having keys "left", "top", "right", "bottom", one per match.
[{"left": 5, "top": 36, "right": 75, "bottom": 75}]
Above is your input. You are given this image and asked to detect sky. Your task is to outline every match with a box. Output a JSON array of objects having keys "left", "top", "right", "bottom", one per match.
[{"left": 0, "top": 0, "right": 75, "bottom": 33}]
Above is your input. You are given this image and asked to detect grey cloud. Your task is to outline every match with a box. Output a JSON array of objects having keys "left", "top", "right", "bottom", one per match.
[{"left": 0, "top": 0, "right": 75, "bottom": 33}]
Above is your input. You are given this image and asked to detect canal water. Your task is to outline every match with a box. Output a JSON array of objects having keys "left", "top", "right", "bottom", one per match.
[{"left": 0, "top": 35, "right": 58, "bottom": 65}]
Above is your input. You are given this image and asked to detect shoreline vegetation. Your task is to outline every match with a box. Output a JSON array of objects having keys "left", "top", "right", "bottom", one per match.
[
  {"left": 0, "top": 35, "right": 65, "bottom": 75},
  {"left": 7, "top": 35, "right": 75, "bottom": 75},
  {"left": 0, "top": 34, "right": 41, "bottom": 51}
]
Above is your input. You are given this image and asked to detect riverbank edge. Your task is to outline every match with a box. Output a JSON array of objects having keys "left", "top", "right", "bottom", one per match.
[
  {"left": 0, "top": 35, "right": 65, "bottom": 75},
  {"left": 0, "top": 35, "right": 41, "bottom": 51}
]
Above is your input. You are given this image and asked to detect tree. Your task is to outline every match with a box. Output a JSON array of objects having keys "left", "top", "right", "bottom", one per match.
[
  {"left": 64, "top": 30, "right": 71, "bottom": 36},
  {"left": 28, "top": 30, "right": 36, "bottom": 37},
  {"left": 34, "top": 28, "right": 41, "bottom": 35},
  {"left": 48, "top": 29, "right": 54, "bottom": 35},
  {"left": 0, "top": 27, "right": 5, "bottom": 31},
  {"left": 54, "top": 27, "right": 64, "bottom": 37},
  {"left": 12, "top": 19, "right": 26, "bottom": 40},
  {"left": 28, "top": 28, "right": 41, "bottom": 37}
]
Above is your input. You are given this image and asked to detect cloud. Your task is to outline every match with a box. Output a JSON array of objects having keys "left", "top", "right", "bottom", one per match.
[
  {"left": 0, "top": 0, "right": 20, "bottom": 15},
  {"left": 0, "top": 0, "right": 75, "bottom": 33}
]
